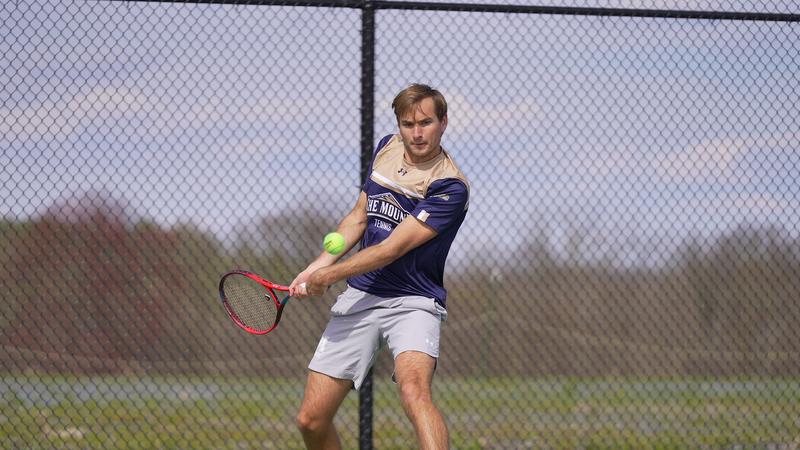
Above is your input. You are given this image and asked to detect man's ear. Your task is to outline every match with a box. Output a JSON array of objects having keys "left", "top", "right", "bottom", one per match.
[{"left": 441, "top": 114, "right": 448, "bottom": 132}]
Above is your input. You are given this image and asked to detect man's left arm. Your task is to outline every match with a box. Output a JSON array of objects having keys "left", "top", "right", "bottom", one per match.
[
  {"left": 304, "top": 216, "right": 437, "bottom": 295},
  {"left": 304, "top": 177, "right": 468, "bottom": 296}
]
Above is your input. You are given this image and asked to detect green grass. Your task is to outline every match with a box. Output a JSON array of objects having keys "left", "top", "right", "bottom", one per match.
[
  {"left": 433, "top": 378, "right": 800, "bottom": 449},
  {"left": 2, "top": 374, "right": 799, "bottom": 449}
]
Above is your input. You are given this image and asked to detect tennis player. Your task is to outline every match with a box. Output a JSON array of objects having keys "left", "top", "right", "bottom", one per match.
[{"left": 289, "top": 83, "right": 469, "bottom": 450}]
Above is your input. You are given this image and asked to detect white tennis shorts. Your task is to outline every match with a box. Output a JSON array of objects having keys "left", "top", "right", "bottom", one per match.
[{"left": 308, "top": 286, "right": 447, "bottom": 390}]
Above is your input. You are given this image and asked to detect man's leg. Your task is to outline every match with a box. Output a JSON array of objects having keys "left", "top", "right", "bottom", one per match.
[
  {"left": 394, "top": 351, "right": 449, "bottom": 450},
  {"left": 296, "top": 370, "right": 353, "bottom": 450}
]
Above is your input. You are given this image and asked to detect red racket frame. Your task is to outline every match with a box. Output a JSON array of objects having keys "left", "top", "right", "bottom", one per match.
[{"left": 219, "top": 270, "right": 291, "bottom": 335}]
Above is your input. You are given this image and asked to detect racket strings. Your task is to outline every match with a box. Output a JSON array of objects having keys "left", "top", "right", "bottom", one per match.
[{"left": 223, "top": 276, "right": 279, "bottom": 331}]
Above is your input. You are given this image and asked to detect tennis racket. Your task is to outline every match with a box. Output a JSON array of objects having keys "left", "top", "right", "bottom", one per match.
[{"left": 218, "top": 270, "right": 303, "bottom": 335}]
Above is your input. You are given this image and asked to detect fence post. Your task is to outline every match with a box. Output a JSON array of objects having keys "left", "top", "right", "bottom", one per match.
[{"left": 359, "top": 0, "right": 376, "bottom": 448}]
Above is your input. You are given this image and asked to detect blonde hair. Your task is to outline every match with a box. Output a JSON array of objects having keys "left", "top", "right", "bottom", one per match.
[{"left": 392, "top": 84, "right": 448, "bottom": 121}]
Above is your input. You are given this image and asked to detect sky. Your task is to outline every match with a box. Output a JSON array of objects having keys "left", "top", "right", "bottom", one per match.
[{"left": 2, "top": 0, "right": 799, "bottom": 268}]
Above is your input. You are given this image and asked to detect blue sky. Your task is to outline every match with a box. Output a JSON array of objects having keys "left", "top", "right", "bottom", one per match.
[{"left": 2, "top": 1, "right": 799, "bottom": 267}]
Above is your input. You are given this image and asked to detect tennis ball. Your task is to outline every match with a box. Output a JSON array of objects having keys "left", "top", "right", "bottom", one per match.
[{"left": 323, "top": 232, "right": 346, "bottom": 255}]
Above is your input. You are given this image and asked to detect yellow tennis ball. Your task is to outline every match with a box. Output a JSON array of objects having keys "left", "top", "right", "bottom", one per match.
[{"left": 323, "top": 232, "right": 346, "bottom": 255}]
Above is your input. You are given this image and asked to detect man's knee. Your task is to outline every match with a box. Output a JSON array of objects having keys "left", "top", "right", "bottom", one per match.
[
  {"left": 399, "top": 377, "right": 434, "bottom": 408},
  {"left": 296, "top": 409, "right": 327, "bottom": 435}
]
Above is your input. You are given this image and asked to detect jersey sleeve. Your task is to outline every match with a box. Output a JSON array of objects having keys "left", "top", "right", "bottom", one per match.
[{"left": 410, "top": 178, "right": 469, "bottom": 233}]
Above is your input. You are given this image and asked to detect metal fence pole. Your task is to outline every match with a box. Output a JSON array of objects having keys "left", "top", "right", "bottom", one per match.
[{"left": 359, "top": 0, "right": 376, "bottom": 448}]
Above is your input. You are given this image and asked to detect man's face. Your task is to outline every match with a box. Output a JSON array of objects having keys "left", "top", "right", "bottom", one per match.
[{"left": 397, "top": 97, "right": 448, "bottom": 164}]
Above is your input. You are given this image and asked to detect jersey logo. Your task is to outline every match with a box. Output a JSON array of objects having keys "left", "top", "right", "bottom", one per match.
[
  {"left": 397, "top": 167, "right": 408, "bottom": 176},
  {"left": 366, "top": 193, "right": 410, "bottom": 226}
]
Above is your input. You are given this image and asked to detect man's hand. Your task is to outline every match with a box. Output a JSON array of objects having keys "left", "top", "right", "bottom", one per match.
[
  {"left": 304, "top": 268, "right": 330, "bottom": 297},
  {"left": 290, "top": 265, "right": 329, "bottom": 298},
  {"left": 289, "top": 268, "right": 313, "bottom": 297}
]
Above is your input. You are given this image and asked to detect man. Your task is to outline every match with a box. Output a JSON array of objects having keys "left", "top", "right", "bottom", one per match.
[{"left": 289, "top": 84, "right": 469, "bottom": 450}]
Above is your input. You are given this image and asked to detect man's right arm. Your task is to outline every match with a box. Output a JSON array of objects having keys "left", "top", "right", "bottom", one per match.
[{"left": 289, "top": 191, "right": 368, "bottom": 295}]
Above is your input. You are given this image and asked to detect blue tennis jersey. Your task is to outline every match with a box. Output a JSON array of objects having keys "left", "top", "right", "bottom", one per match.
[{"left": 347, "top": 134, "right": 470, "bottom": 308}]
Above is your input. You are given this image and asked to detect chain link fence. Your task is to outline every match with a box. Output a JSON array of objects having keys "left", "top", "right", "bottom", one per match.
[{"left": 2, "top": 0, "right": 799, "bottom": 448}]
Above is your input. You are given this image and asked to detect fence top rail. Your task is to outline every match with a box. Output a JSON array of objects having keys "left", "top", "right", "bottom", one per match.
[{"left": 104, "top": 0, "right": 800, "bottom": 22}]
